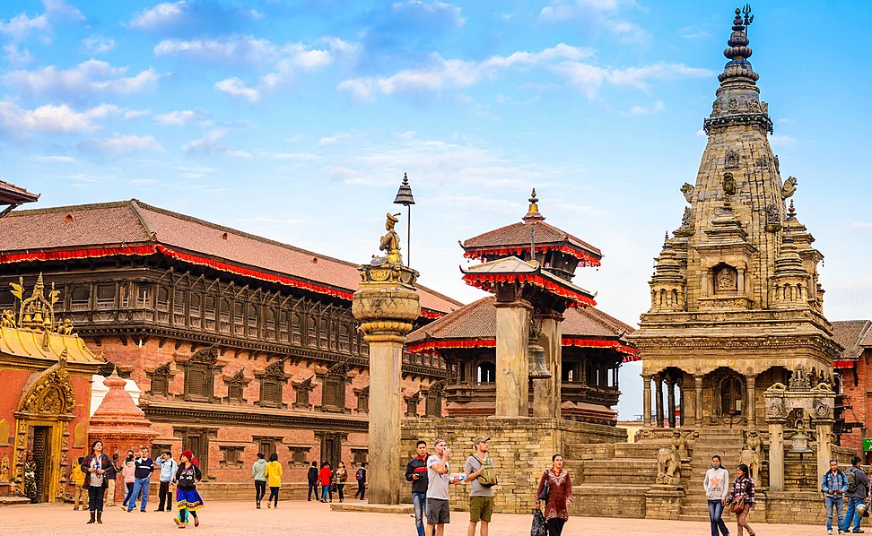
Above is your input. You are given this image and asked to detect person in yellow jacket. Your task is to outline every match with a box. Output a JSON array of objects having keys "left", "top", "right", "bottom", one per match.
[
  {"left": 263, "top": 452, "right": 283, "bottom": 509},
  {"left": 72, "top": 457, "right": 87, "bottom": 511}
]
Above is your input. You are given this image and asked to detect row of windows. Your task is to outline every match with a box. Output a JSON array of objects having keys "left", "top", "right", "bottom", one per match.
[{"left": 450, "top": 361, "right": 619, "bottom": 388}]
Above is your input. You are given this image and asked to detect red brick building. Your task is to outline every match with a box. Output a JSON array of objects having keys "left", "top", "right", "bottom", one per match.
[
  {"left": 833, "top": 320, "right": 872, "bottom": 456},
  {"left": 0, "top": 200, "right": 459, "bottom": 498}
]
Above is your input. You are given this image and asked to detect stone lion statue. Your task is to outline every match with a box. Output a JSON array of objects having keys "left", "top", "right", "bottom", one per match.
[
  {"left": 781, "top": 176, "right": 797, "bottom": 199},
  {"left": 0, "top": 310, "right": 14, "bottom": 328}
]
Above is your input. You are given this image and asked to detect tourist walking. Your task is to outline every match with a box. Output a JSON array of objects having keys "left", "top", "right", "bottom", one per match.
[
  {"left": 156, "top": 450, "right": 178, "bottom": 512},
  {"left": 319, "top": 461, "right": 333, "bottom": 503},
  {"left": 405, "top": 440, "right": 429, "bottom": 536},
  {"left": 426, "top": 439, "right": 463, "bottom": 536},
  {"left": 822, "top": 458, "right": 848, "bottom": 535},
  {"left": 704, "top": 455, "right": 730, "bottom": 536},
  {"left": 252, "top": 452, "right": 267, "bottom": 509},
  {"left": 173, "top": 450, "right": 204, "bottom": 529},
  {"left": 263, "top": 452, "right": 283, "bottom": 508},
  {"left": 307, "top": 461, "right": 319, "bottom": 501},
  {"left": 355, "top": 462, "right": 367, "bottom": 500},
  {"left": 334, "top": 461, "right": 347, "bottom": 503},
  {"left": 727, "top": 463, "right": 756, "bottom": 536},
  {"left": 464, "top": 436, "right": 497, "bottom": 536},
  {"left": 82, "top": 440, "right": 112, "bottom": 525},
  {"left": 127, "top": 446, "right": 154, "bottom": 512},
  {"left": 72, "top": 457, "right": 87, "bottom": 510},
  {"left": 121, "top": 450, "right": 136, "bottom": 509},
  {"left": 841, "top": 455, "right": 870, "bottom": 533},
  {"left": 105, "top": 452, "right": 121, "bottom": 507},
  {"left": 535, "top": 453, "right": 573, "bottom": 536}
]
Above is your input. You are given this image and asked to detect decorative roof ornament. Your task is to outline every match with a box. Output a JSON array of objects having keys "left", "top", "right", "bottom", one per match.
[
  {"left": 5, "top": 273, "right": 75, "bottom": 335},
  {"left": 523, "top": 188, "right": 545, "bottom": 223},
  {"left": 787, "top": 199, "right": 797, "bottom": 220}
]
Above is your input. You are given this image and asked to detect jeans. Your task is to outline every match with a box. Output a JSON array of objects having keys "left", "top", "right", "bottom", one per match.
[
  {"left": 128, "top": 477, "right": 151, "bottom": 511},
  {"left": 841, "top": 496, "right": 864, "bottom": 532},
  {"left": 308, "top": 481, "right": 318, "bottom": 500},
  {"left": 268, "top": 486, "right": 279, "bottom": 507},
  {"left": 825, "top": 494, "right": 845, "bottom": 531},
  {"left": 412, "top": 492, "right": 427, "bottom": 536},
  {"left": 356, "top": 481, "right": 365, "bottom": 500},
  {"left": 88, "top": 486, "right": 105, "bottom": 512},
  {"left": 321, "top": 484, "right": 330, "bottom": 501},
  {"left": 336, "top": 483, "right": 345, "bottom": 502},
  {"left": 158, "top": 481, "right": 173, "bottom": 510},
  {"left": 708, "top": 500, "right": 729, "bottom": 536},
  {"left": 255, "top": 480, "right": 266, "bottom": 502},
  {"left": 122, "top": 482, "right": 134, "bottom": 507}
]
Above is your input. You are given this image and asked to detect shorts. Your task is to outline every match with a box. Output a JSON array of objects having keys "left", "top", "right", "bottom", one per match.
[
  {"left": 426, "top": 498, "right": 450, "bottom": 525},
  {"left": 469, "top": 496, "right": 494, "bottom": 523}
]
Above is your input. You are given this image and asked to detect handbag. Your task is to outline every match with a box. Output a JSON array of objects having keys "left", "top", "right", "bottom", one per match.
[
  {"left": 538, "top": 471, "right": 550, "bottom": 502},
  {"left": 531, "top": 508, "right": 548, "bottom": 536},
  {"left": 729, "top": 495, "right": 745, "bottom": 513}
]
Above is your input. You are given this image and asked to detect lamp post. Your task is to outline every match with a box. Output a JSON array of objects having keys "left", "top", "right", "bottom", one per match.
[{"left": 393, "top": 173, "right": 415, "bottom": 266}]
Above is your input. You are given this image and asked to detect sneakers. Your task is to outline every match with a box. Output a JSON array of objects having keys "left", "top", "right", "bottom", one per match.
[{"left": 173, "top": 517, "right": 181, "bottom": 526}]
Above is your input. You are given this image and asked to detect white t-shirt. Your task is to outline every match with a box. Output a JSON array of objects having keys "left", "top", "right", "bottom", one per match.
[
  {"left": 704, "top": 467, "right": 729, "bottom": 501},
  {"left": 426, "top": 454, "right": 450, "bottom": 500}
]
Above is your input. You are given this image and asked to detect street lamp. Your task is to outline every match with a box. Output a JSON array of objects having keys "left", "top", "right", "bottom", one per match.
[{"left": 393, "top": 173, "right": 415, "bottom": 266}]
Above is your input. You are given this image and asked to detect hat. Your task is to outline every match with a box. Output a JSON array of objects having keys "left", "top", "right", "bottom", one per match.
[
  {"left": 181, "top": 450, "right": 194, "bottom": 460},
  {"left": 473, "top": 436, "right": 490, "bottom": 445}
]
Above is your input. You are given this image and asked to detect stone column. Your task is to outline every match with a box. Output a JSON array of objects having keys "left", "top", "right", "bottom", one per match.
[
  {"left": 353, "top": 262, "right": 420, "bottom": 505},
  {"left": 738, "top": 269, "right": 746, "bottom": 295},
  {"left": 816, "top": 422, "right": 834, "bottom": 480},
  {"left": 746, "top": 375, "right": 756, "bottom": 430},
  {"left": 694, "top": 375, "right": 704, "bottom": 427},
  {"left": 768, "top": 422, "right": 785, "bottom": 491},
  {"left": 533, "top": 314, "right": 562, "bottom": 419},
  {"left": 642, "top": 374, "right": 653, "bottom": 427},
  {"left": 666, "top": 376, "right": 676, "bottom": 428},
  {"left": 655, "top": 374, "right": 664, "bottom": 427},
  {"left": 495, "top": 300, "right": 532, "bottom": 417},
  {"left": 678, "top": 379, "right": 685, "bottom": 427}
]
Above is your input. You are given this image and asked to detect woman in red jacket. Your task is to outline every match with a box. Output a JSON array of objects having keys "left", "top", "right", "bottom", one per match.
[{"left": 319, "top": 461, "right": 333, "bottom": 503}]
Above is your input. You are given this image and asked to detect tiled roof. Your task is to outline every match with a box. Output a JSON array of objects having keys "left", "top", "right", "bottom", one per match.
[
  {"left": 0, "top": 180, "right": 40, "bottom": 205},
  {"left": 832, "top": 320, "right": 872, "bottom": 358},
  {"left": 0, "top": 200, "right": 461, "bottom": 316},
  {"left": 462, "top": 220, "right": 602, "bottom": 259},
  {"left": 863, "top": 326, "right": 872, "bottom": 348},
  {"left": 407, "top": 296, "right": 633, "bottom": 343}
]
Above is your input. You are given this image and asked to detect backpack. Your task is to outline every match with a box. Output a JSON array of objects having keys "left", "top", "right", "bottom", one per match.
[
  {"left": 472, "top": 455, "right": 498, "bottom": 487},
  {"left": 847, "top": 468, "right": 858, "bottom": 494}
]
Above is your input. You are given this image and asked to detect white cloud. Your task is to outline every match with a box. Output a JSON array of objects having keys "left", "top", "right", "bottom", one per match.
[
  {"left": 215, "top": 77, "right": 259, "bottom": 103},
  {"left": 0, "top": 0, "right": 83, "bottom": 42},
  {"left": 319, "top": 133, "right": 351, "bottom": 145},
  {"left": 391, "top": 1, "right": 466, "bottom": 27},
  {"left": 154, "top": 35, "right": 278, "bottom": 64},
  {"left": 0, "top": 101, "right": 119, "bottom": 133},
  {"left": 539, "top": 0, "right": 620, "bottom": 22},
  {"left": 183, "top": 129, "right": 251, "bottom": 158},
  {"left": 154, "top": 109, "right": 208, "bottom": 126},
  {"left": 127, "top": 1, "right": 186, "bottom": 31},
  {"left": 83, "top": 36, "right": 116, "bottom": 54},
  {"left": 122, "top": 109, "right": 151, "bottom": 120},
  {"left": 851, "top": 222, "right": 872, "bottom": 229},
  {"left": 605, "top": 20, "right": 650, "bottom": 44},
  {"left": 32, "top": 154, "right": 78, "bottom": 163},
  {"left": 769, "top": 134, "right": 797, "bottom": 147},
  {"left": 78, "top": 134, "right": 164, "bottom": 155},
  {"left": 3, "top": 60, "right": 160, "bottom": 98},
  {"left": 3, "top": 43, "right": 33, "bottom": 64},
  {"left": 629, "top": 101, "right": 664, "bottom": 115}
]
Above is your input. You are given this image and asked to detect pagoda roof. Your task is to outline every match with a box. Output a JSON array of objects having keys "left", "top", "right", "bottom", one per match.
[
  {"left": 0, "top": 200, "right": 461, "bottom": 319},
  {"left": 460, "top": 256, "right": 596, "bottom": 308},
  {"left": 0, "top": 180, "right": 39, "bottom": 206},
  {"left": 406, "top": 296, "right": 638, "bottom": 362},
  {"left": 461, "top": 190, "right": 601, "bottom": 266},
  {"left": 832, "top": 320, "right": 872, "bottom": 369},
  {"left": 0, "top": 325, "right": 103, "bottom": 366}
]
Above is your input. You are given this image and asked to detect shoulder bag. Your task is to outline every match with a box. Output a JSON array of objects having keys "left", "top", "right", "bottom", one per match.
[{"left": 538, "top": 471, "right": 550, "bottom": 502}]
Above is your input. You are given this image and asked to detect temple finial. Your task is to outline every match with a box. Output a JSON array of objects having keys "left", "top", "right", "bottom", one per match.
[
  {"left": 524, "top": 188, "right": 545, "bottom": 222},
  {"left": 787, "top": 199, "right": 796, "bottom": 219}
]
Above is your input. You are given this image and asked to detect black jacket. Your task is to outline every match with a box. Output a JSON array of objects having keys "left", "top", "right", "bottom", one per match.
[
  {"left": 405, "top": 456, "right": 429, "bottom": 494},
  {"left": 307, "top": 466, "right": 319, "bottom": 484}
]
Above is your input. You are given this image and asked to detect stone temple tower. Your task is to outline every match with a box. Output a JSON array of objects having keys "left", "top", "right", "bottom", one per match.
[{"left": 629, "top": 7, "right": 841, "bottom": 432}]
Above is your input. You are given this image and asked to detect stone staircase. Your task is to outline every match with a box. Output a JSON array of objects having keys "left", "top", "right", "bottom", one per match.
[{"left": 678, "top": 428, "right": 746, "bottom": 522}]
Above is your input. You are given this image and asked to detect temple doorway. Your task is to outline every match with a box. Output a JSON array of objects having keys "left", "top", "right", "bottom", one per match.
[
  {"left": 28, "top": 426, "right": 52, "bottom": 503},
  {"left": 718, "top": 372, "right": 745, "bottom": 425}
]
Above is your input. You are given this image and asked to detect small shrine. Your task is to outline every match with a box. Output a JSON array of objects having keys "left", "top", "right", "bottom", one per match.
[{"left": 0, "top": 274, "right": 104, "bottom": 504}]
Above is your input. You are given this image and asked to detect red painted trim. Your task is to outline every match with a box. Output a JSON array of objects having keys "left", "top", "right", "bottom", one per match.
[
  {"left": 462, "top": 272, "right": 596, "bottom": 308},
  {"left": 463, "top": 245, "right": 601, "bottom": 267},
  {"left": 407, "top": 336, "right": 639, "bottom": 362},
  {"left": 0, "top": 245, "right": 157, "bottom": 264},
  {"left": 562, "top": 337, "right": 640, "bottom": 362},
  {"left": 834, "top": 360, "right": 855, "bottom": 369}
]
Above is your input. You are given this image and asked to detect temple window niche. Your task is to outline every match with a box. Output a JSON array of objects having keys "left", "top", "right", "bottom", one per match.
[
  {"left": 714, "top": 264, "right": 738, "bottom": 294},
  {"left": 477, "top": 362, "right": 495, "bottom": 384}
]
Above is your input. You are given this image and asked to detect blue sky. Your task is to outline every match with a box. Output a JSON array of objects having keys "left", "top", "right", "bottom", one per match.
[{"left": 1, "top": 1, "right": 870, "bottom": 419}]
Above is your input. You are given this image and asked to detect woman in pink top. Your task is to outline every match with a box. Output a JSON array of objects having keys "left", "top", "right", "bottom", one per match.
[{"left": 121, "top": 450, "right": 137, "bottom": 508}]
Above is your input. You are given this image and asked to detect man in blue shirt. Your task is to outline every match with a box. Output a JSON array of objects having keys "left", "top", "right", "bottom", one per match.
[
  {"left": 155, "top": 450, "right": 178, "bottom": 512},
  {"left": 128, "top": 446, "right": 155, "bottom": 513},
  {"left": 821, "top": 458, "right": 848, "bottom": 535}
]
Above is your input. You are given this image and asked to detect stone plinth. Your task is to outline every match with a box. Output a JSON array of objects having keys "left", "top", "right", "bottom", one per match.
[
  {"left": 494, "top": 302, "right": 531, "bottom": 417},
  {"left": 353, "top": 262, "right": 420, "bottom": 506},
  {"left": 87, "top": 369, "right": 157, "bottom": 504},
  {"left": 644, "top": 485, "right": 684, "bottom": 520}
]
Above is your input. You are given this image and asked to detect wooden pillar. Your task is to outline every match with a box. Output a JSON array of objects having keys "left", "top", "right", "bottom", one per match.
[
  {"left": 655, "top": 374, "right": 664, "bottom": 427},
  {"left": 694, "top": 375, "right": 704, "bottom": 427}
]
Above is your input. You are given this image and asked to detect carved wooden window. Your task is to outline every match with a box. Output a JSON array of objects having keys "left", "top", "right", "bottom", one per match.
[
  {"left": 318, "top": 318, "right": 330, "bottom": 348},
  {"left": 204, "top": 295, "right": 216, "bottom": 330},
  {"left": 137, "top": 285, "right": 151, "bottom": 307},
  {"left": 288, "top": 447, "right": 310, "bottom": 466},
  {"left": 234, "top": 302, "right": 244, "bottom": 335},
  {"left": 307, "top": 315, "right": 317, "bottom": 347},
  {"left": 295, "top": 383, "right": 311, "bottom": 407},
  {"left": 356, "top": 388, "right": 369, "bottom": 414},
  {"left": 71, "top": 285, "right": 90, "bottom": 310},
  {"left": 322, "top": 376, "right": 345, "bottom": 409},
  {"left": 259, "top": 379, "right": 282, "bottom": 408},
  {"left": 189, "top": 294, "right": 202, "bottom": 329},
  {"left": 157, "top": 287, "right": 169, "bottom": 311},
  {"left": 219, "top": 446, "right": 245, "bottom": 468},
  {"left": 178, "top": 430, "right": 210, "bottom": 475},
  {"left": 247, "top": 304, "right": 258, "bottom": 337},
  {"left": 425, "top": 390, "right": 441, "bottom": 417},
  {"left": 477, "top": 362, "right": 495, "bottom": 384},
  {"left": 339, "top": 322, "right": 350, "bottom": 352},
  {"left": 265, "top": 308, "right": 276, "bottom": 340},
  {"left": 406, "top": 394, "right": 420, "bottom": 417},
  {"left": 291, "top": 312, "right": 302, "bottom": 344},
  {"left": 227, "top": 381, "right": 244, "bottom": 403},
  {"left": 96, "top": 284, "right": 115, "bottom": 309},
  {"left": 720, "top": 376, "right": 743, "bottom": 416},
  {"left": 352, "top": 449, "right": 368, "bottom": 465},
  {"left": 119, "top": 283, "right": 129, "bottom": 307},
  {"left": 279, "top": 311, "right": 290, "bottom": 343},
  {"left": 253, "top": 437, "right": 280, "bottom": 459},
  {"left": 150, "top": 365, "right": 171, "bottom": 397},
  {"left": 184, "top": 348, "right": 219, "bottom": 403},
  {"left": 219, "top": 299, "right": 231, "bottom": 333},
  {"left": 173, "top": 289, "right": 186, "bottom": 325}
]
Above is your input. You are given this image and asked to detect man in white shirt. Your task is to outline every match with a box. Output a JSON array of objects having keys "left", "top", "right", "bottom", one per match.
[
  {"left": 704, "top": 454, "right": 730, "bottom": 536},
  {"left": 426, "top": 439, "right": 461, "bottom": 536}
]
